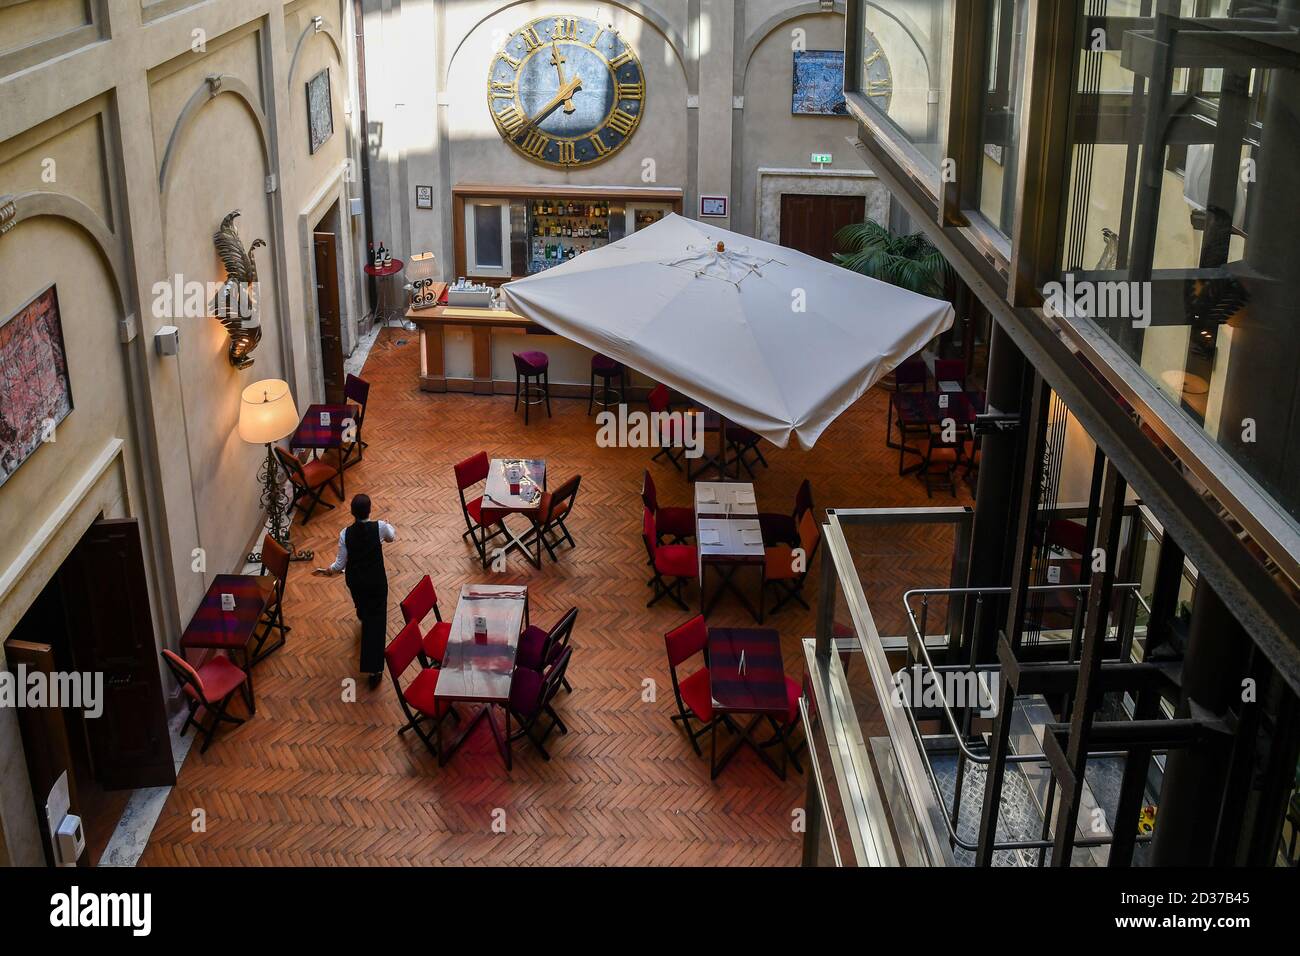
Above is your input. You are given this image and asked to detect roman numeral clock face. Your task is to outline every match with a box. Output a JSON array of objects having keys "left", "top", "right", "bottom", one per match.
[
  {"left": 862, "top": 30, "right": 893, "bottom": 110},
  {"left": 489, "top": 16, "right": 645, "bottom": 167}
]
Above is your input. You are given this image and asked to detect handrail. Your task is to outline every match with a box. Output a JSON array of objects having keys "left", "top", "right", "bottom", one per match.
[
  {"left": 899, "top": 582, "right": 1150, "bottom": 768},
  {"left": 821, "top": 509, "right": 961, "bottom": 866},
  {"left": 897, "top": 582, "right": 1157, "bottom": 856}
]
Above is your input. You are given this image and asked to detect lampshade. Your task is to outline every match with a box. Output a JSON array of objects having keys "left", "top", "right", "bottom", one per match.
[{"left": 238, "top": 378, "right": 299, "bottom": 444}]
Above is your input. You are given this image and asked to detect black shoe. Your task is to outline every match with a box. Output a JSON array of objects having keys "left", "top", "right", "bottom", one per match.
[{"left": 368, "top": 672, "right": 383, "bottom": 689}]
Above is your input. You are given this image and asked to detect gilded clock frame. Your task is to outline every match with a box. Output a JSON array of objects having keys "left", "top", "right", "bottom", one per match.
[{"left": 487, "top": 15, "right": 646, "bottom": 169}]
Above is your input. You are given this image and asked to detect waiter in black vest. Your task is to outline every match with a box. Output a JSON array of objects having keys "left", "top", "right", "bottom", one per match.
[{"left": 313, "top": 494, "right": 397, "bottom": 687}]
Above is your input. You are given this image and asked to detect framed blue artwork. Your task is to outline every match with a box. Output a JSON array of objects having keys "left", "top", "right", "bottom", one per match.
[{"left": 792, "top": 50, "right": 848, "bottom": 116}]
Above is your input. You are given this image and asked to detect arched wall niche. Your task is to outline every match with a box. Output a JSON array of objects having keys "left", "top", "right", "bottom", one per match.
[
  {"left": 157, "top": 78, "right": 286, "bottom": 579},
  {"left": 444, "top": 0, "right": 691, "bottom": 88}
]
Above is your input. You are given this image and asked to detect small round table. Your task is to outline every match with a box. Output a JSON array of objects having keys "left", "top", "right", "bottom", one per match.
[{"left": 364, "top": 258, "right": 407, "bottom": 331}]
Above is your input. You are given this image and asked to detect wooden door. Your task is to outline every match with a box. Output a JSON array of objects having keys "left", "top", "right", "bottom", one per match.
[
  {"left": 2, "top": 639, "right": 77, "bottom": 866},
  {"left": 779, "top": 194, "right": 866, "bottom": 262},
  {"left": 58, "top": 518, "right": 175, "bottom": 791},
  {"left": 314, "top": 231, "right": 346, "bottom": 404}
]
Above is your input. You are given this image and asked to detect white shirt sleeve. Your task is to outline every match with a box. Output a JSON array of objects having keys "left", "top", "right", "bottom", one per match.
[
  {"left": 379, "top": 520, "right": 396, "bottom": 542},
  {"left": 328, "top": 528, "right": 348, "bottom": 572}
]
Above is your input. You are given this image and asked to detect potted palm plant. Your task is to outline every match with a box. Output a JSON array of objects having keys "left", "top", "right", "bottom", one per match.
[
  {"left": 833, "top": 220, "right": 957, "bottom": 302},
  {"left": 834, "top": 220, "right": 964, "bottom": 389}
]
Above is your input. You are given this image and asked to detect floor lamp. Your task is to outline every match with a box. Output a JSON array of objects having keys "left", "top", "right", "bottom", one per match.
[{"left": 238, "top": 378, "right": 309, "bottom": 562}]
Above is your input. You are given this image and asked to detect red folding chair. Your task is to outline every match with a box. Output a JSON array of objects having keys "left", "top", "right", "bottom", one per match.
[
  {"left": 399, "top": 575, "right": 452, "bottom": 666},
  {"left": 934, "top": 358, "right": 967, "bottom": 390},
  {"left": 642, "top": 469, "right": 695, "bottom": 545},
  {"left": 517, "top": 606, "right": 578, "bottom": 693},
  {"left": 526, "top": 474, "right": 581, "bottom": 563},
  {"left": 642, "top": 507, "right": 698, "bottom": 610},
  {"left": 454, "top": 451, "right": 506, "bottom": 567},
  {"left": 664, "top": 615, "right": 717, "bottom": 758},
  {"left": 161, "top": 649, "right": 248, "bottom": 753},
  {"left": 758, "top": 675, "right": 806, "bottom": 774},
  {"left": 275, "top": 446, "right": 341, "bottom": 524},
  {"left": 647, "top": 384, "right": 684, "bottom": 471},
  {"left": 759, "top": 478, "right": 813, "bottom": 548},
  {"left": 762, "top": 510, "right": 822, "bottom": 620},
  {"left": 506, "top": 647, "right": 572, "bottom": 763},
  {"left": 343, "top": 373, "right": 370, "bottom": 464},
  {"left": 251, "top": 533, "right": 290, "bottom": 663},
  {"left": 921, "top": 425, "right": 963, "bottom": 497},
  {"left": 384, "top": 620, "right": 459, "bottom": 765},
  {"left": 888, "top": 357, "right": 928, "bottom": 448},
  {"left": 724, "top": 423, "right": 768, "bottom": 478}
]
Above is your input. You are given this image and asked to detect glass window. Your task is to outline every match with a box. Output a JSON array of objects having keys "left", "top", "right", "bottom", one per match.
[
  {"left": 472, "top": 204, "right": 504, "bottom": 270},
  {"left": 1052, "top": 0, "right": 1300, "bottom": 529},
  {"left": 976, "top": 0, "right": 1028, "bottom": 234},
  {"left": 849, "top": 0, "right": 955, "bottom": 187}
]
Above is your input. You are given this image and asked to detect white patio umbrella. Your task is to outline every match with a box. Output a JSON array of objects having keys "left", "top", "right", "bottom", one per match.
[{"left": 501, "top": 213, "right": 954, "bottom": 449}]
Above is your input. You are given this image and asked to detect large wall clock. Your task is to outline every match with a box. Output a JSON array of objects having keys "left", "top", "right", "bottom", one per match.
[
  {"left": 861, "top": 28, "right": 893, "bottom": 111},
  {"left": 488, "top": 15, "right": 645, "bottom": 168}
]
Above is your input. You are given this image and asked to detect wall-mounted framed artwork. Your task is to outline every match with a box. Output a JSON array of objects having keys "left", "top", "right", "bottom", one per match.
[
  {"left": 415, "top": 185, "right": 433, "bottom": 209},
  {"left": 306, "top": 67, "right": 334, "bottom": 154},
  {"left": 0, "top": 285, "right": 73, "bottom": 488},
  {"left": 792, "top": 50, "right": 849, "bottom": 116}
]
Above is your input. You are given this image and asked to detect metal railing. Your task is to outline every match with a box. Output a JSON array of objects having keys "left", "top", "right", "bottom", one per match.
[
  {"left": 896, "top": 583, "right": 1156, "bottom": 857},
  {"left": 807, "top": 504, "right": 1174, "bottom": 866}
]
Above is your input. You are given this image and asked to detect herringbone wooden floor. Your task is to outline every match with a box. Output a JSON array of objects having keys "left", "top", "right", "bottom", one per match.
[{"left": 140, "top": 331, "right": 971, "bottom": 866}]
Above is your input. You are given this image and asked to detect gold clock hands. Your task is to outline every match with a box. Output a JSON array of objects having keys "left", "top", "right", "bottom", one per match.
[
  {"left": 550, "top": 41, "right": 578, "bottom": 114},
  {"left": 518, "top": 75, "right": 582, "bottom": 136},
  {"left": 550, "top": 41, "right": 567, "bottom": 82}
]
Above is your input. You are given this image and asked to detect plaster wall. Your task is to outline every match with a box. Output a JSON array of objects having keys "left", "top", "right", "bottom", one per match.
[
  {"left": 0, "top": 0, "right": 364, "bottom": 864},
  {"left": 361, "top": 0, "right": 883, "bottom": 276}
]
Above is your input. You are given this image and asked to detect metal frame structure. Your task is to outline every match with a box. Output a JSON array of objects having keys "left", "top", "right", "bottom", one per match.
[
  {"left": 802, "top": 1, "right": 1300, "bottom": 868},
  {"left": 841, "top": 0, "right": 1300, "bottom": 691}
]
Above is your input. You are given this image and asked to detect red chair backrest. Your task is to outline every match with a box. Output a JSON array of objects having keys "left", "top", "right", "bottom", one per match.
[
  {"left": 546, "top": 474, "right": 581, "bottom": 521},
  {"left": 648, "top": 383, "right": 670, "bottom": 414},
  {"left": 1047, "top": 519, "right": 1088, "bottom": 556},
  {"left": 454, "top": 451, "right": 489, "bottom": 490},
  {"left": 274, "top": 446, "right": 307, "bottom": 486},
  {"left": 935, "top": 359, "right": 966, "bottom": 386},
  {"left": 895, "top": 358, "right": 927, "bottom": 388},
  {"left": 384, "top": 619, "right": 422, "bottom": 680},
  {"left": 541, "top": 647, "right": 572, "bottom": 706},
  {"left": 544, "top": 607, "right": 580, "bottom": 660},
  {"left": 344, "top": 373, "right": 370, "bottom": 408},
  {"left": 664, "top": 615, "right": 708, "bottom": 669},
  {"left": 797, "top": 511, "right": 821, "bottom": 570},
  {"left": 261, "top": 534, "right": 290, "bottom": 587},
  {"left": 793, "top": 478, "right": 813, "bottom": 521},
  {"left": 641, "top": 469, "right": 659, "bottom": 513},
  {"left": 161, "top": 649, "right": 207, "bottom": 703},
  {"left": 400, "top": 575, "right": 438, "bottom": 625},
  {"left": 642, "top": 507, "right": 658, "bottom": 562}
]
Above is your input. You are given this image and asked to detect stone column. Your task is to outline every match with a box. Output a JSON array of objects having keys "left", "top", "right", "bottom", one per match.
[{"left": 695, "top": 0, "right": 735, "bottom": 228}]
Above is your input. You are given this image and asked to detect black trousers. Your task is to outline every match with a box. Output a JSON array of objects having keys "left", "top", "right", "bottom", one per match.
[{"left": 351, "top": 584, "right": 388, "bottom": 675}]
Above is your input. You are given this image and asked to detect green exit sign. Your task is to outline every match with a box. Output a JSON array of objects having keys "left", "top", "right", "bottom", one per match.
[{"left": 811, "top": 152, "right": 832, "bottom": 165}]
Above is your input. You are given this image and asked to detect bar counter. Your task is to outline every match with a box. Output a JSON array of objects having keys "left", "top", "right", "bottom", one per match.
[{"left": 405, "top": 304, "right": 651, "bottom": 399}]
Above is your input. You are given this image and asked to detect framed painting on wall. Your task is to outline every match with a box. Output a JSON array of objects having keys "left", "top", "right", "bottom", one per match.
[
  {"left": 306, "top": 67, "right": 334, "bottom": 154},
  {"left": 0, "top": 285, "right": 74, "bottom": 489},
  {"left": 792, "top": 50, "right": 849, "bottom": 116}
]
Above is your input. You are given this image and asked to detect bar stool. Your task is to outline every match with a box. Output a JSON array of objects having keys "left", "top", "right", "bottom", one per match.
[
  {"left": 588, "top": 354, "right": 626, "bottom": 414},
  {"left": 513, "top": 350, "right": 551, "bottom": 424}
]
